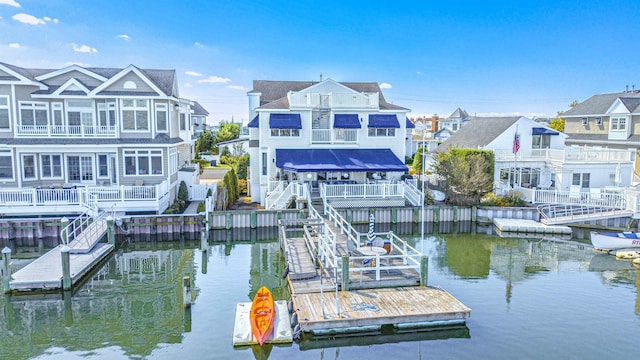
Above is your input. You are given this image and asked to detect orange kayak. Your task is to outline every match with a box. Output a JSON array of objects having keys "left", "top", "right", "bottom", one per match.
[{"left": 250, "top": 286, "right": 275, "bottom": 345}]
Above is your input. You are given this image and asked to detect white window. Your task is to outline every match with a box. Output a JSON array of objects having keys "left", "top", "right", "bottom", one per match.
[
  {"left": 98, "top": 102, "right": 116, "bottom": 128},
  {"left": 368, "top": 128, "right": 396, "bottom": 137},
  {"left": 66, "top": 100, "right": 95, "bottom": 132},
  {"left": 41, "top": 154, "right": 62, "bottom": 178},
  {"left": 124, "top": 149, "right": 162, "bottom": 176},
  {"left": 595, "top": 117, "right": 602, "bottom": 126},
  {"left": 0, "top": 151, "right": 13, "bottom": 180},
  {"left": 581, "top": 118, "right": 588, "bottom": 125},
  {"left": 572, "top": 173, "right": 590, "bottom": 188},
  {"left": 0, "top": 96, "right": 10, "bottom": 130},
  {"left": 156, "top": 103, "right": 168, "bottom": 132},
  {"left": 97, "top": 154, "right": 109, "bottom": 178},
  {"left": 610, "top": 117, "right": 627, "bottom": 131},
  {"left": 121, "top": 99, "right": 149, "bottom": 131},
  {"left": 180, "top": 113, "right": 186, "bottom": 131},
  {"left": 270, "top": 128, "right": 300, "bottom": 136},
  {"left": 51, "top": 103, "right": 63, "bottom": 128},
  {"left": 22, "top": 154, "right": 36, "bottom": 179},
  {"left": 19, "top": 102, "right": 48, "bottom": 127},
  {"left": 169, "top": 148, "right": 178, "bottom": 174},
  {"left": 261, "top": 152, "right": 267, "bottom": 176}
]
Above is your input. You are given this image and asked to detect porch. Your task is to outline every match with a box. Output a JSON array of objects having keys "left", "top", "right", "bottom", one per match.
[{"left": 0, "top": 181, "right": 172, "bottom": 216}]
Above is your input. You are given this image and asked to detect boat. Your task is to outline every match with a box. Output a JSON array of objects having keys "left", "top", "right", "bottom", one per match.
[
  {"left": 429, "top": 189, "right": 446, "bottom": 202},
  {"left": 250, "top": 286, "right": 275, "bottom": 346},
  {"left": 590, "top": 231, "right": 640, "bottom": 251}
]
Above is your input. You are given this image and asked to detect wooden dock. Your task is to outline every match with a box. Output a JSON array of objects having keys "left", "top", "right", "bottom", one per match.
[
  {"left": 291, "top": 286, "right": 471, "bottom": 335},
  {"left": 10, "top": 242, "right": 113, "bottom": 291},
  {"left": 280, "top": 206, "right": 471, "bottom": 336}
]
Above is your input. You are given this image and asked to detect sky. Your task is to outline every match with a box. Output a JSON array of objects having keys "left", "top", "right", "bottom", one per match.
[{"left": 2, "top": 0, "right": 640, "bottom": 124}]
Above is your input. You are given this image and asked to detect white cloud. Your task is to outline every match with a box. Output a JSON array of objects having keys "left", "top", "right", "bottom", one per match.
[
  {"left": 117, "top": 34, "right": 130, "bottom": 41},
  {"left": 185, "top": 71, "right": 202, "bottom": 77},
  {"left": 13, "top": 13, "right": 45, "bottom": 25},
  {"left": 0, "top": 0, "right": 21, "bottom": 8},
  {"left": 416, "top": 71, "right": 422, "bottom": 75},
  {"left": 194, "top": 42, "right": 205, "bottom": 48},
  {"left": 380, "top": 82, "right": 392, "bottom": 89},
  {"left": 184, "top": 82, "right": 193, "bottom": 88},
  {"left": 72, "top": 43, "right": 98, "bottom": 53},
  {"left": 9, "top": 42, "right": 20, "bottom": 48},
  {"left": 43, "top": 16, "right": 50, "bottom": 21},
  {"left": 227, "top": 85, "right": 246, "bottom": 91},
  {"left": 198, "top": 75, "right": 231, "bottom": 84}
]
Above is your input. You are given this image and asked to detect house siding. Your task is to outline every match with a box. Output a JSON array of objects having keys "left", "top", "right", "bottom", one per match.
[{"left": 43, "top": 70, "right": 104, "bottom": 87}]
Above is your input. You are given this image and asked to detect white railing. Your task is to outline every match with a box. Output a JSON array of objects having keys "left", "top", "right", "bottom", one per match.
[
  {"left": 288, "top": 91, "right": 379, "bottom": 108},
  {"left": 312, "top": 129, "right": 358, "bottom": 144},
  {"left": 322, "top": 183, "right": 405, "bottom": 199},
  {"left": 267, "top": 182, "right": 308, "bottom": 209},
  {"left": 521, "top": 187, "right": 626, "bottom": 209},
  {"left": 268, "top": 180, "right": 285, "bottom": 192},
  {"left": 403, "top": 181, "right": 423, "bottom": 206},
  {"left": 494, "top": 147, "right": 633, "bottom": 164},
  {"left": 16, "top": 124, "right": 117, "bottom": 137}
]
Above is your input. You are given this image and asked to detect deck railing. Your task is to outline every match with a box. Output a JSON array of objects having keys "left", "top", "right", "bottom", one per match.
[
  {"left": 16, "top": 124, "right": 117, "bottom": 137},
  {"left": 322, "top": 183, "right": 405, "bottom": 199},
  {"left": 518, "top": 187, "right": 626, "bottom": 209}
]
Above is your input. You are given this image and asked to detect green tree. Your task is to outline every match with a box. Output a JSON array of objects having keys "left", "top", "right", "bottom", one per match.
[
  {"left": 412, "top": 147, "right": 426, "bottom": 173},
  {"left": 215, "top": 121, "right": 240, "bottom": 144},
  {"left": 196, "top": 129, "right": 215, "bottom": 153},
  {"left": 433, "top": 148, "right": 494, "bottom": 205},
  {"left": 549, "top": 112, "right": 565, "bottom": 132}
]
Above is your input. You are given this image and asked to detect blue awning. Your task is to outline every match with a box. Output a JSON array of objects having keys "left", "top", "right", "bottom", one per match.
[
  {"left": 368, "top": 114, "right": 400, "bottom": 128},
  {"left": 334, "top": 114, "right": 361, "bottom": 128},
  {"left": 406, "top": 117, "right": 415, "bottom": 128},
  {"left": 532, "top": 127, "right": 559, "bottom": 135},
  {"left": 269, "top": 113, "right": 302, "bottom": 129},
  {"left": 275, "top": 149, "right": 408, "bottom": 172},
  {"left": 247, "top": 115, "right": 259, "bottom": 128}
]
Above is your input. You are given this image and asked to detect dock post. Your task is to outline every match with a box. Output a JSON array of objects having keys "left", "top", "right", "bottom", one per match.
[
  {"left": 183, "top": 276, "right": 192, "bottom": 308},
  {"left": 200, "top": 227, "right": 208, "bottom": 252},
  {"left": 106, "top": 216, "right": 115, "bottom": 245},
  {"left": 250, "top": 211, "right": 257, "bottom": 229},
  {"left": 61, "top": 245, "right": 71, "bottom": 291},
  {"left": 420, "top": 256, "right": 429, "bottom": 287},
  {"left": 341, "top": 256, "right": 349, "bottom": 291},
  {"left": 472, "top": 206, "right": 477, "bottom": 222},
  {"left": 2, "top": 247, "right": 11, "bottom": 293},
  {"left": 60, "top": 217, "right": 69, "bottom": 244}
]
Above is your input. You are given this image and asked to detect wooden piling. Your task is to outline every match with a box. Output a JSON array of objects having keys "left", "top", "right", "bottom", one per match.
[
  {"left": 61, "top": 245, "right": 71, "bottom": 291},
  {"left": 183, "top": 276, "right": 192, "bottom": 308},
  {"left": 60, "top": 217, "right": 69, "bottom": 245},
  {"left": 2, "top": 247, "right": 11, "bottom": 293},
  {"left": 106, "top": 216, "right": 115, "bottom": 245},
  {"left": 341, "top": 256, "right": 349, "bottom": 291},
  {"left": 420, "top": 256, "right": 429, "bottom": 287}
]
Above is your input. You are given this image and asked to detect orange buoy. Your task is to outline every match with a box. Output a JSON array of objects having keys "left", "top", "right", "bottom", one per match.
[{"left": 250, "top": 286, "right": 275, "bottom": 345}]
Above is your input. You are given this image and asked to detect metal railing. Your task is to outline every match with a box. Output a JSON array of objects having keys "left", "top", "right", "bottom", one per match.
[{"left": 60, "top": 206, "right": 113, "bottom": 247}]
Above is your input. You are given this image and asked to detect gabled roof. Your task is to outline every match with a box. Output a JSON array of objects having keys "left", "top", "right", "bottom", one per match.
[
  {"left": 619, "top": 97, "right": 640, "bottom": 113},
  {"left": 191, "top": 101, "right": 209, "bottom": 116},
  {"left": 250, "top": 79, "right": 408, "bottom": 111},
  {"left": 448, "top": 107, "right": 469, "bottom": 119},
  {"left": 435, "top": 116, "right": 521, "bottom": 152},
  {"left": 563, "top": 92, "right": 640, "bottom": 116},
  {"left": 35, "top": 64, "right": 108, "bottom": 82}
]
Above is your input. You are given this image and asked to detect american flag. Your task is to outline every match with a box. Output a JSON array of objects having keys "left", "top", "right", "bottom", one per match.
[{"left": 512, "top": 132, "right": 520, "bottom": 153}]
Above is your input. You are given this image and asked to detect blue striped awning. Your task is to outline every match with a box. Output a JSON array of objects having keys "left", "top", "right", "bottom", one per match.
[
  {"left": 532, "top": 127, "right": 559, "bottom": 135},
  {"left": 247, "top": 115, "right": 259, "bottom": 128},
  {"left": 368, "top": 114, "right": 400, "bottom": 128},
  {"left": 334, "top": 114, "right": 361, "bottom": 128},
  {"left": 269, "top": 113, "right": 302, "bottom": 129},
  {"left": 275, "top": 148, "right": 408, "bottom": 172},
  {"left": 406, "top": 117, "right": 415, "bottom": 128}
]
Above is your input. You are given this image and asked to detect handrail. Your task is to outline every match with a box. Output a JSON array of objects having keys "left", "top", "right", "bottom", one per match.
[
  {"left": 60, "top": 206, "right": 114, "bottom": 247},
  {"left": 403, "top": 181, "right": 423, "bottom": 206}
]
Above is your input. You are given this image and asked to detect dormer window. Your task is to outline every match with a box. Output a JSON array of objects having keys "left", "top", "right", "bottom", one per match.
[
  {"left": 595, "top": 117, "right": 602, "bottom": 126},
  {"left": 610, "top": 117, "right": 627, "bottom": 131},
  {"left": 581, "top": 118, "right": 588, "bottom": 125}
]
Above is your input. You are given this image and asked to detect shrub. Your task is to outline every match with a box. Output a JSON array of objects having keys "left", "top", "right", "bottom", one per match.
[
  {"left": 238, "top": 179, "right": 248, "bottom": 195},
  {"left": 196, "top": 202, "right": 205, "bottom": 213}
]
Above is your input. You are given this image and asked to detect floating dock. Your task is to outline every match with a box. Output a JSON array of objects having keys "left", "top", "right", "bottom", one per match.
[
  {"left": 493, "top": 218, "right": 572, "bottom": 234},
  {"left": 9, "top": 243, "right": 113, "bottom": 291},
  {"left": 232, "top": 300, "right": 293, "bottom": 346},
  {"left": 291, "top": 286, "right": 471, "bottom": 335}
]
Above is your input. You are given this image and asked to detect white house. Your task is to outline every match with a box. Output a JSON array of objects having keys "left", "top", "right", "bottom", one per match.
[
  {"left": 246, "top": 79, "right": 411, "bottom": 205},
  {"left": 434, "top": 116, "right": 634, "bottom": 192},
  {"left": 0, "top": 62, "right": 206, "bottom": 216}
]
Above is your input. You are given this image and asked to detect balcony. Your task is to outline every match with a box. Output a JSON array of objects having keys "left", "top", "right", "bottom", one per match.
[
  {"left": 312, "top": 129, "right": 358, "bottom": 144},
  {"left": 288, "top": 92, "right": 379, "bottom": 109},
  {"left": 16, "top": 124, "right": 117, "bottom": 138},
  {"left": 494, "top": 147, "right": 633, "bottom": 164}
]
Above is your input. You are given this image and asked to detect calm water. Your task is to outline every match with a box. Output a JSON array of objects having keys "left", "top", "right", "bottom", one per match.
[{"left": 1, "top": 229, "right": 640, "bottom": 360}]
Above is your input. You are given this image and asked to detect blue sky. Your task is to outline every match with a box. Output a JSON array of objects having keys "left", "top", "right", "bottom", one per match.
[{"left": 2, "top": 0, "right": 640, "bottom": 124}]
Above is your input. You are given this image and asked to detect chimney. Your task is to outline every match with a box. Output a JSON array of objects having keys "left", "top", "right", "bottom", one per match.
[
  {"left": 320, "top": 74, "right": 323, "bottom": 82},
  {"left": 626, "top": 85, "right": 629, "bottom": 93}
]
